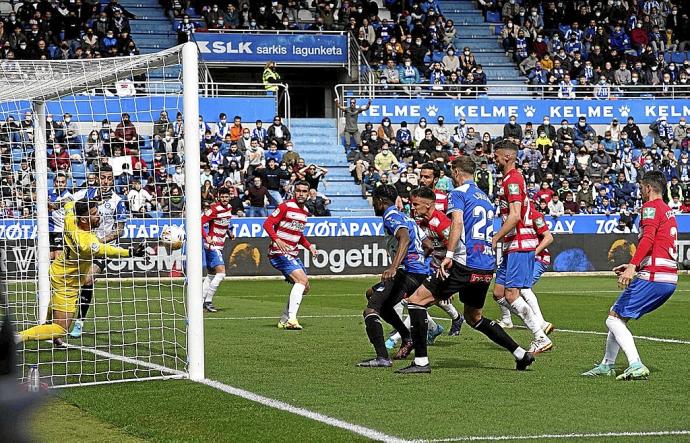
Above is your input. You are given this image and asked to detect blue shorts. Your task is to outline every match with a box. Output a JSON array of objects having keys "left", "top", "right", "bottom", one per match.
[
  {"left": 269, "top": 255, "right": 307, "bottom": 281},
  {"left": 611, "top": 278, "right": 676, "bottom": 320},
  {"left": 532, "top": 261, "right": 549, "bottom": 286},
  {"left": 496, "top": 251, "right": 535, "bottom": 289},
  {"left": 204, "top": 248, "right": 225, "bottom": 271}
]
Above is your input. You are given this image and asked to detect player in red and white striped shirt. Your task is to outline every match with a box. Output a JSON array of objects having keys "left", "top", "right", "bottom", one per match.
[
  {"left": 263, "top": 180, "right": 318, "bottom": 330},
  {"left": 419, "top": 163, "right": 448, "bottom": 212},
  {"left": 584, "top": 171, "right": 678, "bottom": 380},
  {"left": 200, "top": 188, "right": 235, "bottom": 312},
  {"left": 498, "top": 208, "right": 555, "bottom": 335},
  {"left": 492, "top": 140, "right": 552, "bottom": 356}
]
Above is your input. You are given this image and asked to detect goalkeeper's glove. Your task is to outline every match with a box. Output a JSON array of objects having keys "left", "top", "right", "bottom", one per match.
[{"left": 129, "top": 241, "right": 148, "bottom": 257}]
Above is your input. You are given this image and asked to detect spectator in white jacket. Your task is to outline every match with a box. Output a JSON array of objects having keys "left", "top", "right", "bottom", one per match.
[{"left": 127, "top": 179, "right": 155, "bottom": 217}]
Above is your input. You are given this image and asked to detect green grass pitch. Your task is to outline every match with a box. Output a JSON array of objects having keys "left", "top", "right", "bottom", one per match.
[{"left": 26, "top": 276, "right": 690, "bottom": 442}]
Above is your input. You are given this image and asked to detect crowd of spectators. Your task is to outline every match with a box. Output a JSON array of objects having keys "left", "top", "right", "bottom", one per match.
[
  {"left": 0, "top": 0, "right": 141, "bottom": 62},
  {"left": 0, "top": 111, "right": 332, "bottom": 219},
  {"left": 345, "top": 110, "right": 690, "bottom": 226},
  {"left": 489, "top": 0, "right": 690, "bottom": 96}
]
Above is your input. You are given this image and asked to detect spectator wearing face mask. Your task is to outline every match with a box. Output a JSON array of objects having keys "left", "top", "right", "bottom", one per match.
[
  {"left": 374, "top": 144, "right": 398, "bottom": 173},
  {"left": 503, "top": 115, "right": 523, "bottom": 141},
  {"left": 398, "top": 58, "right": 421, "bottom": 94},
  {"left": 244, "top": 176, "right": 269, "bottom": 217},
  {"left": 432, "top": 116, "right": 452, "bottom": 149},
  {"left": 377, "top": 117, "right": 394, "bottom": 143}
]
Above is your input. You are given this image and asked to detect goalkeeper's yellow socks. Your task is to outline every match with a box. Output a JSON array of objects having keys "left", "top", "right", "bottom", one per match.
[{"left": 18, "top": 323, "right": 67, "bottom": 342}]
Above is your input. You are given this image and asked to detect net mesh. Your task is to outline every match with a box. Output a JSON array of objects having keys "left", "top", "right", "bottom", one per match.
[{"left": 0, "top": 45, "right": 195, "bottom": 387}]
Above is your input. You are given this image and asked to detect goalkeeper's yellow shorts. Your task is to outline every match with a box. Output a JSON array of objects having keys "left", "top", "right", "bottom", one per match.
[{"left": 50, "top": 279, "right": 79, "bottom": 314}]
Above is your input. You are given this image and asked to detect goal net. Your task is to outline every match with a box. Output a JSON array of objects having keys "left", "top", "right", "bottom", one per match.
[{"left": 0, "top": 43, "right": 204, "bottom": 388}]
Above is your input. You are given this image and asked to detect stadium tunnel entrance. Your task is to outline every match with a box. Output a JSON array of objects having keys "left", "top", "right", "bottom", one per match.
[{"left": 208, "top": 66, "right": 350, "bottom": 118}]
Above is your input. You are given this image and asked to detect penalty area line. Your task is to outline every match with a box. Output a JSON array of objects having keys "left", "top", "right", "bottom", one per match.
[
  {"left": 424, "top": 430, "right": 690, "bottom": 442},
  {"left": 197, "top": 378, "right": 411, "bottom": 443},
  {"left": 205, "top": 314, "right": 690, "bottom": 345}
]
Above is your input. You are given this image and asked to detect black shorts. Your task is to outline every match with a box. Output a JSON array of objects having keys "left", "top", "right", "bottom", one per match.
[
  {"left": 423, "top": 262, "right": 493, "bottom": 310},
  {"left": 367, "top": 269, "right": 427, "bottom": 313},
  {"left": 49, "top": 232, "right": 63, "bottom": 252}
]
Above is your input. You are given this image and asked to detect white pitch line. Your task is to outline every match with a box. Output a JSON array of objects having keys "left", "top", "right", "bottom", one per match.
[
  {"left": 198, "top": 378, "right": 411, "bottom": 443},
  {"left": 205, "top": 314, "right": 690, "bottom": 345},
  {"left": 423, "top": 430, "right": 690, "bottom": 442}
]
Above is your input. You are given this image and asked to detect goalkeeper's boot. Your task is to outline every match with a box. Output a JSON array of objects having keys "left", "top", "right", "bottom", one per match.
[
  {"left": 203, "top": 302, "right": 218, "bottom": 313},
  {"left": 357, "top": 357, "right": 392, "bottom": 368},
  {"left": 277, "top": 321, "right": 287, "bottom": 329},
  {"left": 448, "top": 315, "right": 464, "bottom": 336},
  {"left": 427, "top": 323, "right": 444, "bottom": 345},
  {"left": 69, "top": 320, "right": 83, "bottom": 338},
  {"left": 396, "top": 362, "right": 431, "bottom": 374},
  {"left": 616, "top": 363, "right": 650, "bottom": 381},
  {"left": 581, "top": 363, "right": 616, "bottom": 377},
  {"left": 284, "top": 319, "right": 303, "bottom": 330}
]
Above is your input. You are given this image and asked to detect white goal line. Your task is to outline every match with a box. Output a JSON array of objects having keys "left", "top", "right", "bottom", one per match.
[{"left": 423, "top": 430, "right": 690, "bottom": 442}]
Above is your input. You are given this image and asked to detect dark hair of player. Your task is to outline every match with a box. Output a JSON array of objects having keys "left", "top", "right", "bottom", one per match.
[
  {"left": 640, "top": 170, "right": 666, "bottom": 194},
  {"left": 451, "top": 156, "right": 476, "bottom": 175},
  {"left": 217, "top": 187, "right": 230, "bottom": 195},
  {"left": 75, "top": 199, "right": 97, "bottom": 217},
  {"left": 372, "top": 184, "right": 398, "bottom": 204},
  {"left": 410, "top": 186, "right": 435, "bottom": 201},
  {"left": 294, "top": 180, "right": 310, "bottom": 190},
  {"left": 420, "top": 162, "right": 440, "bottom": 178},
  {"left": 97, "top": 164, "right": 113, "bottom": 174},
  {"left": 495, "top": 139, "right": 519, "bottom": 152}
]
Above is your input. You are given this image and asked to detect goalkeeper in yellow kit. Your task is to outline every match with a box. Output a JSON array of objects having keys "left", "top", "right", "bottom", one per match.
[{"left": 18, "top": 199, "right": 146, "bottom": 343}]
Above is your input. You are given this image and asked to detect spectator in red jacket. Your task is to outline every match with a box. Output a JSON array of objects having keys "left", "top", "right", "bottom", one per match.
[
  {"left": 114, "top": 113, "right": 139, "bottom": 153},
  {"left": 534, "top": 181, "right": 555, "bottom": 203},
  {"left": 680, "top": 197, "right": 690, "bottom": 213},
  {"left": 48, "top": 144, "right": 70, "bottom": 172}
]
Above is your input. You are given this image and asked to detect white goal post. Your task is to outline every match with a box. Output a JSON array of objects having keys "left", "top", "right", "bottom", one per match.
[{"left": 0, "top": 42, "right": 203, "bottom": 386}]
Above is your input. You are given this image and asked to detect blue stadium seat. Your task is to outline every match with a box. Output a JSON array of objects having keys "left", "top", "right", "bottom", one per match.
[
  {"left": 494, "top": 24, "right": 504, "bottom": 35},
  {"left": 486, "top": 11, "right": 502, "bottom": 23},
  {"left": 674, "top": 148, "right": 681, "bottom": 159},
  {"left": 166, "top": 165, "right": 176, "bottom": 175},
  {"left": 644, "top": 134, "right": 654, "bottom": 147},
  {"left": 141, "top": 149, "right": 154, "bottom": 164},
  {"left": 432, "top": 51, "right": 443, "bottom": 62},
  {"left": 671, "top": 52, "right": 687, "bottom": 64},
  {"left": 71, "top": 161, "right": 86, "bottom": 181},
  {"left": 11, "top": 150, "right": 23, "bottom": 162},
  {"left": 558, "top": 25, "right": 571, "bottom": 36},
  {"left": 664, "top": 53, "right": 673, "bottom": 63}
]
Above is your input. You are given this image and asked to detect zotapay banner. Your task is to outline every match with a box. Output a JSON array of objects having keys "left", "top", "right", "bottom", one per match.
[
  {"left": 354, "top": 98, "right": 690, "bottom": 125},
  {"left": 195, "top": 33, "right": 347, "bottom": 64}
]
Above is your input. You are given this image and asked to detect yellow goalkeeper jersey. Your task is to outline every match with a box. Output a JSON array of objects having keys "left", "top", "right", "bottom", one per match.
[{"left": 50, "top": 201, "right": 130, "bottom": 312}]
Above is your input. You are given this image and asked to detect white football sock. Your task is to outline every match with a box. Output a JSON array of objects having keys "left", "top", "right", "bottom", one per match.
[
  {"left": 510, "top": 297, "right": 547, "bottom": 340},
  {"left": 202, "top": 274, "right": 213, "bottom": 301},
  {"left": 602, "top": 331, "right": 620, "bottom": 366},
  {"left": 205, "top": 273, "right": 225, "bottom": 303},
  {"left": 414, "top": 356, "right": 429, "bottom": 366},
  {"left": 606, "top": 315, "right": 640, "bottom": 366},
  {"left": 389, "top": 316, "right": 409, "bottom": 344},
  {"left": 437, "top": 299, "right": 460, "bottom": 320},
  {"left": 279, "top": 301, "right": 290, "bottom": 324},
  {"left": 496, "top": 297, "right": 513, "bottom": 323},
  {"left": 427, "top": 312, "right": 438, "bottom": 332},
  {"left": 287, "top": 283, "right": 306, "bottom": 320},
  {"left": 520, "top": 288, "right": 546, "bottom": 328},
  {"left": 393, "top": 301, "right": 405, "bottom": 320}
]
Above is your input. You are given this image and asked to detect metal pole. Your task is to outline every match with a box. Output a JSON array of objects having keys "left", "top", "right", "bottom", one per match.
[
  {"left": 33, "top": 101, "right": 50, "bottom": 324},
  {"left": 182, "top": 42, "right": 204, "bottom": 381}
]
